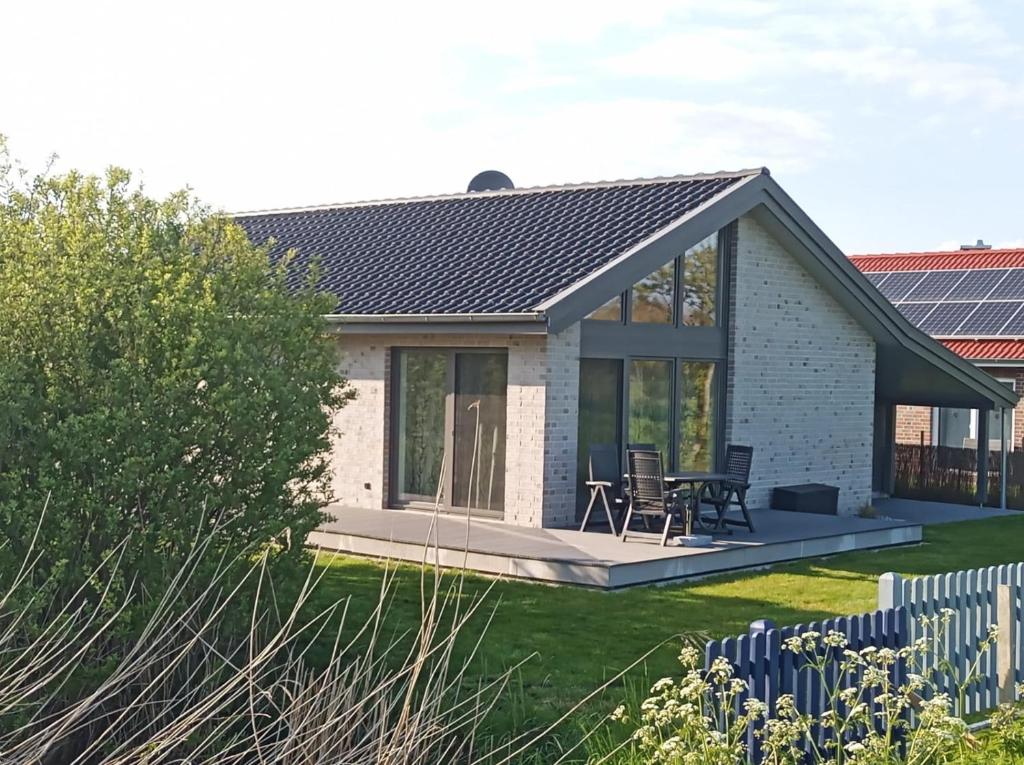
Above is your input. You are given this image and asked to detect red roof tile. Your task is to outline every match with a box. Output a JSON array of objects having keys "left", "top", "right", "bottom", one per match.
[
  {"left": 943, "top": 339, "right": 1024, "bottom": 361},
  {"left": 850, "top": 249, "right": 1024, "bottom": 273}
]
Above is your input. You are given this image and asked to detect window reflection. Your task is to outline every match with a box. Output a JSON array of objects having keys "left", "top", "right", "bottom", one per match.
[
  {"left": 678, "top": 361, "right": 716, "bottom": 471},
  {"left": 631, "top": 262, "right": 674, "bottom": 323},
  {"left": 628, "top": 359, "right": 673, "bottom": 458},
  {"left": 587, "top": 295, "right": 622, "bottom": 321},
  {"left": 681, "top": 233, "right": 718, "bottom": 326}
]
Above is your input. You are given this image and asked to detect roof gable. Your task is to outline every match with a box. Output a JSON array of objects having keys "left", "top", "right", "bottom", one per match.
[{"left": 234, "top": 170, "right": 759, "bottom": 316}]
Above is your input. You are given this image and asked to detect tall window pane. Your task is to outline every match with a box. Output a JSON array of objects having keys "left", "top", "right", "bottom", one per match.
[
  {"left": 678, "top": 361, "right": 716, "bottom": 471},
  {"left": 631, "top": 262, "right": 674, "bottom": 324},
  {"left": 453, "top": 352, "right": 508, "bottom": 512},
  {"left": 681, "top": 233, "right": 718, "bottom": 326},
  {"left": 628, "top": 359, "right": 673, "bottom": 459},
  {"left": 395, "top": 350, "right": 447, "bottom": 499},
  {"left": 576, "top": 359, "right": 623, "bottom": 514},
  {"left": 587, "top": 295, "right": 623, "bottom": 321}
]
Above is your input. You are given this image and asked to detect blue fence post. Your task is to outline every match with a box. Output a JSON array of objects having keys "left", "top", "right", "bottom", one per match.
[{"left": 749, "top": 619, "right": 776, "bottom": 762}]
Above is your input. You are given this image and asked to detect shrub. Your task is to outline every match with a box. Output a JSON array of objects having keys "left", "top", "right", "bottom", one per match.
[{"left": 0, "top": 142, "right": 350, "bottom": 658}]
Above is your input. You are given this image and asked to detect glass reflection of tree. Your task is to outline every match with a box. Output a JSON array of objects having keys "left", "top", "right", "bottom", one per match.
[
  {"left": 682, "top": 241, "right": 717, "bottom": 327},
  {"left": 631, "top": 263, "right": 674, "bottom": 323},
  {"left": 629, "top": 360, "right": 672, "bottom": 457},
  {"left": 679, "top": 362, "right": 715, "bottom": 471},
  {"left": 403, "top": 353, "right": 446, "bottom": 496}
]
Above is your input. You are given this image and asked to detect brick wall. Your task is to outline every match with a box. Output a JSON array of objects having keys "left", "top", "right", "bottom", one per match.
[
  {"left": 330, "top": 327, "right": 580, "bottom": 528},
  {"left": 895, "top": 405, "right": 932, "bottom": 445},
  {"left": 976, "top": 367, "right": 1024, "bottom": 449},
  {"left": 725, "top": 215, "right": 876, "bottom": 515},
  {"left": 894, "top": 368, "right": 1023, "bottom": 449}
]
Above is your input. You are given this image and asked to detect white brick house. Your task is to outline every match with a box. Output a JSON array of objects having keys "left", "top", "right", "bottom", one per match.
[{"left": 237, "top": 169, "right": 1016, "bottom": 527}]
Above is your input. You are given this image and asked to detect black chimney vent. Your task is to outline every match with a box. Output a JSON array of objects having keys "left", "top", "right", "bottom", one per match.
[{"left": 960, "top": 239, "right": 992, "bottom": 251}]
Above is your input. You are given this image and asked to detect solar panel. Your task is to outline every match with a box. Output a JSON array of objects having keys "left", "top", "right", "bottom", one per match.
[
  {"left": 954, "top": 301, "right": 1024, "bottom": 335},
  {"left": 918, "top": 302, "right": 979, "bottom": 334},
  {"left": 878, "top": 272, "right": 926, "bottom": 301},
  {"left": 998, "top": 306, "right": 1024, "bottom": 335},
  {"left": 946, "top": 269, "right": 1007, "bottom": 300},
  {"left": 864, "top": 272, "right": 887, "bottom": 286},
  {"left": 986, "top": 269, "right": 1024, "bottom": 300},
  {"left": 903, "top": 270, "right": 966, "bottom": 300},
  {"left": 896, "top": 302, "right": 937, "bottom": 327}
]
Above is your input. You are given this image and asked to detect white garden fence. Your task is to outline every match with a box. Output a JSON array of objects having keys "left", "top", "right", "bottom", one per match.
[{"left": 878, "top": 563, "right": 1023, "bottom": 715}]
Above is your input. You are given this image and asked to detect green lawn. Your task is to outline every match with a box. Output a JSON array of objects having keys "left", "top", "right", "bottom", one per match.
[{"left": 311, "top": 514, "right": 1024, "bottom": 760}]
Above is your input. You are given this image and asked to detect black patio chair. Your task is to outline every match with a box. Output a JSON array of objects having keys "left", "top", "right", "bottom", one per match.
[
  {"left": 579, "top": 444, "right": 628, "bottom": 533},
  {"left": 699, "top": 444, "right": 755, "bottom": 533},
  {"left": 620, "top": 449, "right": 687, "bottom": 546},
  {"left": 626, "top": 442, "right": 656, "bottom": 452}
]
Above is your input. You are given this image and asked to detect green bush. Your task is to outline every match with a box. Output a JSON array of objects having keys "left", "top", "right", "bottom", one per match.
[{"left": 0, "top": 141, "right": 351, "bottom": 643}]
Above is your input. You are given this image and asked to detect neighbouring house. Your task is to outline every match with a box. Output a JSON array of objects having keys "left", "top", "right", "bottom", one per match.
[
  {"left": 235, "top": 168, "right": 1017, "bottom": 527},
  {"left": 850, "top": 245, "right": 1024, "bottom": 452}
]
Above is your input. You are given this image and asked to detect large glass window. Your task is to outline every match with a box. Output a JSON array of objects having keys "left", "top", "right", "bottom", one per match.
[
  {"left": 678, "top": 361, "right": 717, "bottom": 471},
  {"left": 587, "top": 294, "right": 623, "bottom": 321},
  {"left": 628, "top": 359, "right": 673, "bottom": 458},
  {"left": 631, "top": 262, "right": 675, "bottom": 324},
  {"left": 393, "top": 349, "right": 508, "bottom": 515},
  {"left": 576, "top": 359, "right": 623, "bottom": 514},
  {"left": 625, "top": 233, "right": 719, "bottom": 327},
  {"left": 681, "top": 233, "right": 718, "bottom": 326}
]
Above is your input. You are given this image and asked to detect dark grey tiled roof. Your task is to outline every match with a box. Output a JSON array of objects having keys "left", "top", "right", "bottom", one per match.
[{"left": 235, "top": 170, "right": 761, "bottom": 316}]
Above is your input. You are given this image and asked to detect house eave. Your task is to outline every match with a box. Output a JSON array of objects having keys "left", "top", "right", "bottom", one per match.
[{"left": 322, "top": 312, "right": 548, "bottom": 335}]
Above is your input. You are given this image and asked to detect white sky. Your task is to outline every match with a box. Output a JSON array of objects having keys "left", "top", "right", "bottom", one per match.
[{"left": 3, "top": 0, "right": 1023, "bottom": 252}]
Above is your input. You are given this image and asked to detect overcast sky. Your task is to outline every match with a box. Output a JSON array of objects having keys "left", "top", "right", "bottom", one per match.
[{"left": 3, "top": 0, "right": 1022, "bottom": 253}]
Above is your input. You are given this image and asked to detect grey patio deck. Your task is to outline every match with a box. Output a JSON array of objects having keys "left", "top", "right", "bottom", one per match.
[{"left": 305, "top": 497, "right": 998, "bottom": 588}]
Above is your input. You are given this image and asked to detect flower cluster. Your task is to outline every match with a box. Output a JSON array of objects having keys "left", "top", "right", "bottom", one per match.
[{"left": 609, "top": 622, "right": 982, "bottom": 764}]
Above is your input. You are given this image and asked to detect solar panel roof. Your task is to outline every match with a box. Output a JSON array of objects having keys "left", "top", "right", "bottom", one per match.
[
  {"left": 958, "top": 301, "right": 1023, "bottom": 335},
  {"left": 860, "top": 264, "right": 1024, "bottom": 337},
  {"left": 917, "top": 302, "right": 979, "bottom": 334},
  {"left": 903, "top": 270, "right": 965, "bottom": 300}
]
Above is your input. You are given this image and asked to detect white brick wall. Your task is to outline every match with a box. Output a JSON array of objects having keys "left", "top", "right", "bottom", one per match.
[
  {"left": 329, "top": 327, "right": 579, "bottom": 528},
  {"left": 726, "top": 215, "right": 876, "bottom": 515}
]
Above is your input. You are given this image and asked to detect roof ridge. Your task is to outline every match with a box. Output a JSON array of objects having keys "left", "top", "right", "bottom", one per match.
[
  {"left": 231, "top": 167, "right": 768, "bottom": 218},
  {"left": 851, "top": 248, "right": 1024, "bottom": 259}
]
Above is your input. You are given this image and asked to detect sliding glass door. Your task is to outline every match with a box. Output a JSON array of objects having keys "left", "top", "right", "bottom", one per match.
[
  {"left": 395, "top": 350, "right": 448, "bottom": 502},
  {"left": 392, "top": 349, "right": 508, "bottom": 517},
  {"left": 576, "top": 356, "right": 720, "bottom": 510},
  {"left": 453, "top": 353, "right": 507, "bottom": 513}
]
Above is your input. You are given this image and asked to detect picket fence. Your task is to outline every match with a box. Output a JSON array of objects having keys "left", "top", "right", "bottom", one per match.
[
  {"left": 705, "top": 608, "right": 908, "bottom": 762},
  {"left": 878, "top": 563, "right": 1024, "bottom": 715}
]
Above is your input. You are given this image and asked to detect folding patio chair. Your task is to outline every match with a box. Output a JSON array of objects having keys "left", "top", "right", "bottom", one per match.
[
  {"left": 699, "top": 444, "right": 755, "bottom": 533},
  {"left": 620, "top": 449, "right": 687, "bottom": 546},
  {"left": 579, "top": 444, "right": 628, "bottom": 533}
]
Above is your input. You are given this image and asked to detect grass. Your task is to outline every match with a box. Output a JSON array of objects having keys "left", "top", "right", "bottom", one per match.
[{"left": 311, "top": 514, "right": 1024, "bottom": 760}]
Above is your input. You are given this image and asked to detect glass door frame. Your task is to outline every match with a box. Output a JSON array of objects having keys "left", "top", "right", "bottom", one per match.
[{"left": 388, "top": 347, "right": 508, "bottom": 519}]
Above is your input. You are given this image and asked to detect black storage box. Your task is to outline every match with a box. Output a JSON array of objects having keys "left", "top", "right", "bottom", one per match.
[{"left": 771, "top": 483, "right": 839, "bottom": 515}]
